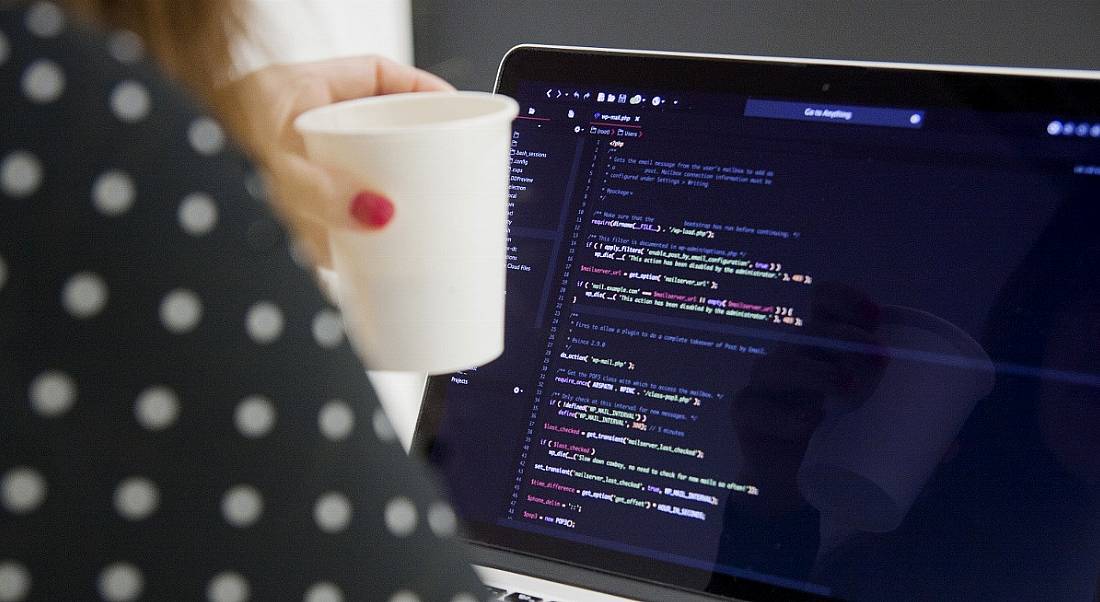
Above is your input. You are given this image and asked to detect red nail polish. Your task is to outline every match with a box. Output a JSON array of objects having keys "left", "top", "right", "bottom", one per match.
[{"left": 350, "top": 192, "right": 394, "bottom": 228}]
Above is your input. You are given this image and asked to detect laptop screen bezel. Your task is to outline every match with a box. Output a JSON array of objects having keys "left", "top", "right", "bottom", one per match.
[{"left": 412, "top": 44, "right": 1100, "bottom": 601}]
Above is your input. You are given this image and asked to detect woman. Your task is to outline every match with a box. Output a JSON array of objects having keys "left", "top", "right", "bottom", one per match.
[{"left": 0, "top": 1, "right": 485, "bottom": 600}]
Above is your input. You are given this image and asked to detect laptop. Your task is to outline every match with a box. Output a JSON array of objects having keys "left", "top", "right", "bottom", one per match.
[{"left": 412, "top": 45, "right": 1100, "bottom": 601}]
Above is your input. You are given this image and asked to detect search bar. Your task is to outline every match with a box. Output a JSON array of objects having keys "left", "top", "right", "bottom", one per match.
[{"left": 745, "top": 99, "right": 925, "bottom": 129}]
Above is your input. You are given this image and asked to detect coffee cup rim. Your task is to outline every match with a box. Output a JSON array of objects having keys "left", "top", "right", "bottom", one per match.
[{"left": 294, "top": 91, "right": 519, "bottom": 137}]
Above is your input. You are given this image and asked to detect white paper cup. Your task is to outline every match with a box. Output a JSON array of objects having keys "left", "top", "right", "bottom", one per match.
[
  {"left": 797, "top": 305, "right": 995, "bottom": 533},
  {"left": 294, "top": 91, "right": 519, "bottom": 373}
]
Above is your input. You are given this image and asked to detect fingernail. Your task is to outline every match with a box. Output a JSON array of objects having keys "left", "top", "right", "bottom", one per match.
[{"left": 350, "top": 191, "right": 394, "bottom": 228}]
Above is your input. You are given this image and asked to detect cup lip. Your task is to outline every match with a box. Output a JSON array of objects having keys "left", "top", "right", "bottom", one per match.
[
  {"left": 879, "top": 303, "right": 996, "bottom": 397},
  {"left": 879, "top": 304, "right": 988, "bottom": 363},
  {"left": 293, "top": 90, "right": 519, "bottom": 136}
]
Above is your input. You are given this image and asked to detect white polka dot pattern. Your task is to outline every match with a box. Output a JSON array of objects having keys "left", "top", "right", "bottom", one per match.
[
  {"left": 97, "top": 562, "right": 143, "bottom": 602},
  {"left": 245, "top": 302, "right": 284, "bottom": 344},
  {"left": 109, "top": 80, "right": 150, "bottom": 123},
  {"left": 313, "top": 492, "right": 352, "bottom": 534},
  {"left": 25, "top": 2, "right": 65, "bottom": 38},
  {"left": 113, "top": 477, "right": 158, "bottom": 521},
  {"left": 311, "top": 310, "right": 344, "bottom": 348},
  {"left": 427, "top": 501, "right": 457, "bottom": 538},
  {"left": 388, "top": 590, "right": 420, "bottom": 602},
  {"left": 92, "top": 170, "right": 135, "bottom": 216},
  {"left": 0, "top": 18, "right": 486, "bottom": 597},
  {"left": 318, "top": 399, "right": 354, "bottom": 442},
  {"left": 384, "top": 497, "right": 417, "bottom": 537},
  {"left": 159, "top": 289, "right": 202, "bottom": 334},
  {"left": 21, "top": 59, "right": 65, "bottom": 104},
  {"left": 222, "top": 485, "right": 263, "bottom": 528},
  {"left": 107, "top": 30, "right": 143, "bottom": 64},
  {"left": 188, "top": 117, "right": 226, "bottom": 156},
  {"left": 0, "top": 560, "right": 31, "bottom": 602},
  {"left": 62, "top": 272, "right": 108, "bottom": 319},
  {"left": 235, "top": 396, "right": 276, "bottom": 439},
  {"left": 0, "top": 151, "right": 43, "bottom": 198},
  {"left": 207, "top": 572, "right": 249, "bottom": 602},
  {"left": 178, "top": 192, "right": 218, "bottom": 236},
  {"left": 28, "top": 369, "right": 75, "bottom": 417},
  {"left": 134, "top": 386, "right": 180, "bottom": 431},
  {"left": 304, "top": 582, "right": 343, "bottom": 602},
  {"left": 1, "top": 468, "right": 46, "bottom": 515}
]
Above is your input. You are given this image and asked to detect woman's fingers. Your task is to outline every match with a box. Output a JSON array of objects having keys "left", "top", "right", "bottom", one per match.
[
  {"left": 266, "top": 152, "right": 394, "bottom": 268},
  {"left": 230, "top": 56, "right": 454, "bottom": 154},
  {"left": 226, "top": 57, "right": 450, "bottom": 268},
  {"left": 293, "top": 217, "right": 333, "bottom": 270},
  {"left": 733, "top": 307, "right": 890, "bottom": 444},
  {"left": 308, "top": 55, "right": 456, "bottom": 100}
]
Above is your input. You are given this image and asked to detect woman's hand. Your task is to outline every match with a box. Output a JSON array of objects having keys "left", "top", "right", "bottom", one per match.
[
  {"left": 225, "top": 56, "right": 454, "bottom": 267},
  {"left": 731, "top": 282, "right": 887, "bottom": 514}
]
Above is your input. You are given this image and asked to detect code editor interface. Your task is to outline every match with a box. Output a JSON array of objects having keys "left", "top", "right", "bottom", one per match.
[{"left": 430, "top": 81, "right": 1100, "bottom": 598}]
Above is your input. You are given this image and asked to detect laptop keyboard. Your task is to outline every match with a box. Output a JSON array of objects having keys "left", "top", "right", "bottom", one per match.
[{"left": 485, "top": 585, "right": 560, "bottom": 602}]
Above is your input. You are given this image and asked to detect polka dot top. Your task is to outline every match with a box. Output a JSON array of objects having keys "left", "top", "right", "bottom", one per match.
[{"left": 0, "top": 4, "right": 484, "bottom": 601}]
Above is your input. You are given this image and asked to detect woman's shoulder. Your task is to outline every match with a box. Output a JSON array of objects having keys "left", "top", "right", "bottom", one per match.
[
  {"left": 1, "top": 1, "right": 218, "bottom": 145},
  {"left": 0, "top": 1, "right": 347, "bottom": 373},
  {"left": 0, "top": 6, "right": 488, "bottom": 600},
  {"left": 1, "top": 1, "right": 258, "bottom": 222}
]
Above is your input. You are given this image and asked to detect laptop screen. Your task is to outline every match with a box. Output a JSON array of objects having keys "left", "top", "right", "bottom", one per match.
[{"left": 419, "top": 48, "right": 1100, "bottom": 600}]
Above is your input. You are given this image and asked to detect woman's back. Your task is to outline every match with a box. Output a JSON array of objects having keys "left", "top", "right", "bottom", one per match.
[{"left": 0, "top": 4, "right": 482, "bottom": 600}]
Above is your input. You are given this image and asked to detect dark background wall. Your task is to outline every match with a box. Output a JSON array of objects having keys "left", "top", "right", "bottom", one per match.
[{"left": 411, "top": 0, "right": 1100, "bottom": 91}]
